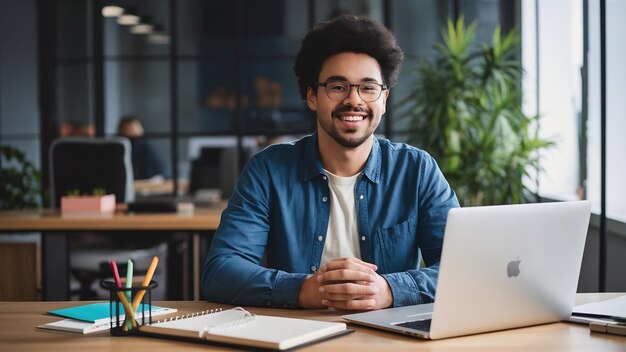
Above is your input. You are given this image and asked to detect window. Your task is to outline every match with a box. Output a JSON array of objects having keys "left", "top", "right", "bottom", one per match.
[
  {"left": 588, "top": 0, "right": 626, "bottom": 222},
  {"left": 46, "top": 0, "right": 518, "bottom": 196},
  {"left": 522, "top": 0, "right": 583, "bottom": 202},
  {"left": 526, "top": 0, "right": 626, "bottom": 222}
]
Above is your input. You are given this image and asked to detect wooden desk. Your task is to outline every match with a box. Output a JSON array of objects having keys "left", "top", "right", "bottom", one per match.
[
  {"left": 0, "top": 207, "right": 222, "bottom": 231},
  {"left": 1, "top": 293, "right": 624, "bottom": 351},
  {"left": 0, "top": 205, "right": 224, "bottom": 301}
]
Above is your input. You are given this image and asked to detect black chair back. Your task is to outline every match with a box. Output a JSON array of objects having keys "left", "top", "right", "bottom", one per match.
[
  {"left": 188, "top": 147, "right": 222, "bottom": 195},
  {"left": 49, "top": 137, "right": 134, "bottom": 208}
]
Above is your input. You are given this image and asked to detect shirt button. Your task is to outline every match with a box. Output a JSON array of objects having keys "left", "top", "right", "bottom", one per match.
[
  {"left": 317, "top": 235, "right": 323, "bottom": 241},
  {"left": 322, "top": 196, "right": 328, "bottom": 202},
  {"left": 361, "top": 236, "right": 366, "bottom": 241},
  {"left": 359, "top": 195, "right": 364, "bottom": 200},
  {"left": 311, "top": 265, "right": 317, "bottom": 272},
  {"left": 322, "top": 175, "right": 327, "bottom": 180}
]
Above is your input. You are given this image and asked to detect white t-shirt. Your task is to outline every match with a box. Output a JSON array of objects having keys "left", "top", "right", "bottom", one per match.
[{"left": 320, "top": 170, "right": 362, "bottom": 267}]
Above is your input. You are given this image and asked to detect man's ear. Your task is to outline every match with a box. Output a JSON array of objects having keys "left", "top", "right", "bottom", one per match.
[
  {"left": 306, "top": 86, "right": 318, "bottom": 111},
  {"left": 380, "top": 88, "right": 390, "bottom": 115},
  {"left": 381, "top": 88, "right": 390, "bottom": 106}
]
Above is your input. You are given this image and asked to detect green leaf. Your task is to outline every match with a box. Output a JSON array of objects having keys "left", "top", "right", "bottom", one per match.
[
  {"left": 396, "top": 17, "right": 553, "bottom": 206},
  {"left": 0, "top": 145, "right": 41, "bottom": 209}
]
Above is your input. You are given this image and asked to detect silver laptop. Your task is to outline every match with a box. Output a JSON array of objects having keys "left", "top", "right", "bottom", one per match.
[{"left": 343, "top": 201, "right": 591, "bottom": 340}]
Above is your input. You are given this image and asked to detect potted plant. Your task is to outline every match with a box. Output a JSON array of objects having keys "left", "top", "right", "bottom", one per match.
[
  {"left": 0, "top": 145, "right": 41, "bottom": 210},
  {"left": 61, "top": 187, "right": 116, "bottom": 214},
  {"left": 399, "top": 17, "right": 553, "bottom": 206}
]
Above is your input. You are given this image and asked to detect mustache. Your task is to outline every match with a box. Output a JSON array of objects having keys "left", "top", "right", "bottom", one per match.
[{"left": 332, "top": 105, "right": 371, "bottom": 116}]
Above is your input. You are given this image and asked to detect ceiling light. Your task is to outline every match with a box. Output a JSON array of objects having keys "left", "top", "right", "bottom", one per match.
[
  {"left": 148, "top": 34, "right": 170, "bottom": 45},
  {"left": 101, "top": 5, "right": 124, "bottom": 17},
  {"left": 117, "top": 13, "right": 140, "bottom": 26},
  {"left": 130, "top": 23, "right": 154, "bottom": 34}
]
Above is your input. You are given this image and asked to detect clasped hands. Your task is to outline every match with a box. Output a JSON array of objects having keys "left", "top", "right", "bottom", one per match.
[{"left": 297, "top": 257, "right": 393, "bottom": 310}]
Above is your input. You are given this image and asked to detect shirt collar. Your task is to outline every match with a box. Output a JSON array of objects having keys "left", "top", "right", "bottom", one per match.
[
  {"left": 302, "top": 131, "right": 381, "bottom": 184},
  {"left": 362, "top": 137, "right": 381, "bottom": 184},
  {"left": 303, "top": 131, "right": 325, "bottom": 181}
]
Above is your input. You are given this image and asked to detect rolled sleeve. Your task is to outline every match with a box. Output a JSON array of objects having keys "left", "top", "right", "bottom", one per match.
[
  {"left": 382, "top": 272, "right": 421, "bottom": 307},
  {"left": 270, "top": 272, "right": 309, "bottom": 308}
]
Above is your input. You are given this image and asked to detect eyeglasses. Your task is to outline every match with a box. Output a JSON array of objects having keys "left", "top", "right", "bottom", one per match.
[{"left": 316, "top": 80, "right": 388, "bottom": 102}]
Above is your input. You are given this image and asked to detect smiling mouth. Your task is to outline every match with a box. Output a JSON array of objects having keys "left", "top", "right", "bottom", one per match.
[
  {"left": 339, "top": 115, "right": 366, "bottom": 122},
  {"left": 332, "top": 105, "right": 371, "bottom": 123}
]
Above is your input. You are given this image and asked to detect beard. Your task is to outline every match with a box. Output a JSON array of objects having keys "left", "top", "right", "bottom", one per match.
[{"left": 320, "top": 105, "right": 376, "bottom": 148}]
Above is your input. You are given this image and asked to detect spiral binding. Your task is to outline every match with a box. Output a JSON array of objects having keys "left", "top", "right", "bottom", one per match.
[{"left": 153, "top": 307, "right": 223, "bottom": 324}]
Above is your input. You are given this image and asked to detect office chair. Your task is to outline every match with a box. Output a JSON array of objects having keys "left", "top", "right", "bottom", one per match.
[
  {"left": 49, "top": 137, "right": 134, "bottom": 207},
  {"left": 188, "top": 147, "right": 222, "bottom": 196},
  {"left": 49, "top": 137, "right": 166, "bottom": 300},
  {"left": 188, "top": 146, "right": 241, "bottom": 202}
]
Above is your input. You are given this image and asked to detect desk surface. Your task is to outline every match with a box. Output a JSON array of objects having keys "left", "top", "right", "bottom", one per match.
[
  {"left": 0, "top": 204, "right": 225, "bottom": 300},
  {"left": 1, "top": 293, "right": 624, "bottom": 351},
  {"left": 0, "top": 204, "right": 224, "bottom": 232}
]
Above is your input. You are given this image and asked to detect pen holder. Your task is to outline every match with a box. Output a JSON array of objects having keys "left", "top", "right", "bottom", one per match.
[{"left": 100, "top": 280, "right": 158, "bottom": 336}]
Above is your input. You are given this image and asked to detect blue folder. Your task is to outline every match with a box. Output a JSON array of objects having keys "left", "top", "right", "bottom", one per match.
[{"left": 48, "top": 302, "right": 164, "bottom": 323}]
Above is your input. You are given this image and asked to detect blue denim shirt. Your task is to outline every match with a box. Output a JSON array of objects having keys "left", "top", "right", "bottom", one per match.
[{"left": 201, "top": 132, "right": 459, "bottom": 308}]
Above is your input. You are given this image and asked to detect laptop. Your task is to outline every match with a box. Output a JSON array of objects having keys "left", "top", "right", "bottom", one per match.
[{"left": 343, "top": 201, "right": 591, "bottom": 340}]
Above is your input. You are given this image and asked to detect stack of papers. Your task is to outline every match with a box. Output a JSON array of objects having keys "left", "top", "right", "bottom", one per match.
[
  {"left": 38, "top": 302, "right": 177, "bottom": 334},
  {"left": 568, "top": 294, "right": 626, "bottom": 324}
]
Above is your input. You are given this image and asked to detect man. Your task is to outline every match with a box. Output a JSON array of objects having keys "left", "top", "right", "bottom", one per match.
[
  {"left": 202, "top": 15, "right": 459, "bottom": 310},
  {"left": 117, "top": 116, "right": 169, "bottom": 180}
]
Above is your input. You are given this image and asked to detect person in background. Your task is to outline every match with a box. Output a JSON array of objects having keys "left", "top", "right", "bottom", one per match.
[
  {"left": 59, "top": 121, "right": 95, "bottom": 137},
  {"left": 117, "top": 116, "right": 169, "bottom": 180},
  {"left": 202, "top": 15, "right": 459, "bottom": 310}
]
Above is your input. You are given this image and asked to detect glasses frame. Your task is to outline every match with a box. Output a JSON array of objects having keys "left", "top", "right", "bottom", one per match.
[{"left": 316, "top": 80, "right": 388, "bottom": 102}]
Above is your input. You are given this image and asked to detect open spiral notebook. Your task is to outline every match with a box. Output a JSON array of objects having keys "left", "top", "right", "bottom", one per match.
[{"left": 139, "top": 307, "right": 351, "bottom": 350}]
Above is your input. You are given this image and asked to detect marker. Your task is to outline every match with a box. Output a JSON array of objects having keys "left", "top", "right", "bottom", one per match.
[
  {"left": 124, "top": 259, "right": 134, "bottom": 330},
  {"left": 125, "top": 259, "right": 133, "bottom": 302},
  {"left": 109, "top": 260, "right": 122, "bottom": 288}
]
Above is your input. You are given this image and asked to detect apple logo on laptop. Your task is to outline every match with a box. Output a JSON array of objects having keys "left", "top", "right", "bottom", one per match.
[{"left": 507, "top": 257, "right": 521, "bottom": 278}]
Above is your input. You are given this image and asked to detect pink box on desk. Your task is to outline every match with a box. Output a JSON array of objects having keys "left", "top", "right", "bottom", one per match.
[{"left": 61, "top": 194, "right": 116, "bottom": 214}]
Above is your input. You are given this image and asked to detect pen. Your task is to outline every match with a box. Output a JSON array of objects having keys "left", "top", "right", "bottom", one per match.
[
  {"left": 131, "top": 256, "right": 159, "bottom": 312},
  {"left": 109, "top": 260, "right": 137, "bottom": 329}
]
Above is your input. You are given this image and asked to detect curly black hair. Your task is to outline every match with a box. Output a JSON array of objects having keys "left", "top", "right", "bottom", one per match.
[{"left": 293, "top": 15, "right": 404, "bottom": 100}]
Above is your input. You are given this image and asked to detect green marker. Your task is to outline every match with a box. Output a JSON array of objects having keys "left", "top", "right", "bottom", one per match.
[
  {"left": 125, "top": 259, "right": 133, "bottom": 329},
  {"left": 125, "top": 259, "right": 133, "bottom": 300}
]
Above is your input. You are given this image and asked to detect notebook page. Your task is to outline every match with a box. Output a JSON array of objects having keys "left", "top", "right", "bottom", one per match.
[
  {"left": 209, "top": 315, "right": 346, "bottom": 350},
  {"left": 142, "top": 308, "right": 347, "bottom": 350}
]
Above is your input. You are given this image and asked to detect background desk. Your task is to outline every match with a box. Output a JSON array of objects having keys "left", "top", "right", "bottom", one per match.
[
  {"left": 0, "top": 205, "right": 224, "bottom": 301},
  {"left": 0, "top": 293, "right": 624, "bottom": 351},
  {"left": 133, "top": 179, "right": 189, "bottom": 197}
]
